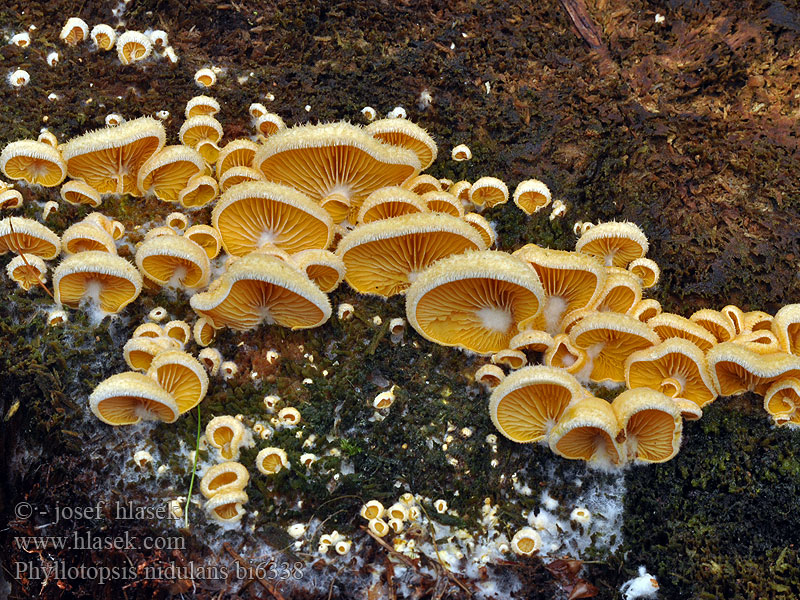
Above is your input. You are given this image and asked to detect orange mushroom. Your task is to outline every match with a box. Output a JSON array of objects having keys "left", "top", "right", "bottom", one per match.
[{"left": 0, "top": 140, "right": 67, "bottom": 187}]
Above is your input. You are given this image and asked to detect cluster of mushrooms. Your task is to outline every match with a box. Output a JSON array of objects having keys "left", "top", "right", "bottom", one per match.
[{"left": 0, "top": 94, "right": 799, "bottom": 498}]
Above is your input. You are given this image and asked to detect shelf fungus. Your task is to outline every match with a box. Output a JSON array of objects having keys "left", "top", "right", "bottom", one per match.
[
  {"left": 575, "top": 221, "right": 649, "bottom": 268},
  {"left": 185, "top": 95, "right": 221, "bottom": 119},
  {"left": 6, "top": 254, "right": 47, "bottom": 291},
  {"left": 462, "top": 213, "right": 496, "bottom": 248},
  {"left": 406, "top": 250, "right": 545, "bottom": 354},
  {"left": 135, "top": 235, "right": 210, "bottom": 290},
  {"left": 212, "top": 181, "right": 332, "bottom": 257},
  {"left": 218, "top": 166, "right": 263, "bottom": 192},
  {"left": 137, "top": 145, "right": 205, "bottom": 203},
  {"left": 548, "top": 396, "right": 624, "bottom": 467},
  {"left": 611, "top": 388, "right": 683, "bottom": 464},
  {"left": 0, "top": 217, "right": 60, "bottom": 259},
  {"left": 253, "top": 122, "right": 421, "bottom": 224},
  {"left": 628, "top": 257, "right": 660, "bottom": 289},
  {"left": 193, "top": 316, "right": 217, "bottom": 347},
  {"left": 490, "top": 349, "right": 527, "bottom": 369},
  {"left": 89, "top": 372, "right": 179, "bottom": 425},
  {"left": 1, "top": 140, "right": 67, "bottom": 187},
  {"left": 290, "top": 249, "right": 345, "bottom": 293},
  {"left": 206, "top": 415, "right": 250, "bottom": 460},
  {"left": 61, "top": 117, "right": 166, "bottom": 196},
  {"left": 179, "top": 174, "right": 219, "bottom": 209},
  {"left": 631, "top": 299, "right": 662, "bottom": 323},
  {"left": 569, "top": 312, "right": 660, "bottom": 383},
  {"left": 364, "top": 117, "right": 438, "bottom": 171},
  {"left": 60, "top": 181, "right": 102, "bottom": 207},
  {"left": 163, "top": 319, "right": 192, "bottom": 345},
  {"left": 337, "top": 213, "right": 485, "bottom": 297},
  {"left": 123, "top": 337, "right": 168, "bottom": 372},
  {"left": 512, "top": 244, "right": 606, "bottom": 334},
  {"left": 254, "top": 112, "right": 287, "bottom": 138},
  {"left": 707, "top": 343, "right": 800, "bottom": 397},
  {"left": 451, "top": 144, "right": 472, "bottom": 161},
  {"left": 511, "top": 527, "right": 542, "bottom": 556},
  {"left": 53, "top": 251, "right": 142, "bottom": 313},
  {"left": 200, "top": 462, "right": 249, "bottom": 498},
  {"left": 513, "top": 179, "right": 552, "bottom": 215},
  {"left": 469, "top": 176, "right": 509, "bottom": 208},
  {"left": 61, "top": 221, "right": 117, "bottom": 255},
  {"left": 190, "top": 252, "right": 331, "bottom": 331},
  {"left": 647, "top": 313, "right": 717, "bottom": 352},
  {"left": 544, "top": 333, "right": 588, "bottom": 375},
  {"left": 0, "top": 189, "right": 23, "bottom": 210},
  {"left": 356, "top": 186, "right": 428, "bottom": 224},
  {"left": 489, "top": 365, "right": 586, "bottom": 443},
  {"left": 595, "top": 267, "right": 643, "bottom": 314},
  {"left": 421, "top": 191, "right": 464, "bottom": 217},
  {"left": 183, "top": 225, "right": 221, "bottom": 260},
  {"left": 256, "top": 447, "right": 289, "bottom": 475},
  {"left": 90, "top": 24, "right": 116, "bottom": 51},
  {"left": 216, "top": 139, "right": 259, "bottom": 178},
  {"left": 116, "top": 31, "right": 152, "bottom": 65},
  {"left": 625, "top": 338, "right": 718, "bottom": 408},
  {"left": 60, "top": 17, "right": 89, "bottom": 45},
  {"left": 763, "top": 378, "right": 800, "bottom": 427},
  {"left": 179, "top": 116, "right": 223, "bottom": 163},
  {"left": 404, "top": 174, "right": 441, "bottom": 194},
  {"left": 772, "top": 304, "right": 800, "bottom": 354},
  {"left": 204, "top": 491, "right": 248, "bottom": 526}
]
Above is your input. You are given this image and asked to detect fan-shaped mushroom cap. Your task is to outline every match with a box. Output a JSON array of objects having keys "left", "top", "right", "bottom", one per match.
[
  {"left": 198, "top": 348, "right": 222, "bottom": 375},
  {"left": 647, "top": 313, "right": 717, "bottom": 352},
  {"left": 631, "top": 299, "right": 662, "bottom": 323},
  {"left": 763, "top": 378, "right": 800, "bottom": 427},
  {"left": 707, "top": 342, "right": 800, "bottom": 396},
  {"left": 206, "top": 415, "right": 249, "bottom": 460},
  {"left": 509, "top": 330, "right": 555, "bottom": 354},
  {"left": 123, "top": 337, "right": 169, "bottom": 371},
  {"left": 548, "top": 397, "right": 623, "bottom": 467},
  {"left": 183, "top": 225, "right": 221, "bottom": 260},
  {"left": 0, "top": 217, "right": 61, "bottom": 260},
  {"left": 512, "top": 244, "right": 607, "bottom": 334},
  {"left": 212, "top": 181, "right": 333, "bottom": 257},
  {"left": 256, "top": 447, "right": 289, "bottom": 474},
  {"left": 469, "top": 176, "right": 509, "bottom": 208},
  {"left": 625, "top": 338, "right": 718, "bottom": 407},
  {"left": 165, "top": 213, "right": 188, "bottom": 232},
  {"left": 53, "top": 251, "right": 142, "bottom": 313},
  {"left": 147, "top": 351, "right": 208, "bottom": 414},
  {"left": 462, "top": 213, "right": 496, "bottom": 248},
  {"left": 135, "top": 235, "right": 210, "bottom": 289},
  {"left": 218, "top": 166, "right": 263, "bottom": 191},
  {"left": 137, "top": 145, "right": 205, "bottom": 202},
  {"left": 744, "top": 310, "right": 772, "bottom": 332},
  {"left": 513, "top": 179, "right": 552, "bottom": 215},
  {"left": 689, "top": 309, "right": 733, "bottom": 342},
  {"left": 451, "top": 144, "right": 472, "bottom": 161},
  {"left": 733, "top": 330, "right": 781, "bottom": 355},
  {"left": 163, "top": 320, "right": 192, "bottom": 345},
  {"left": 365, "top": 118, "right": 438, "bottom": 171},
  {"left": 116, "top": 31, "right": 152, "bottom": 64},
  {"left": 6, "top": 254, "right": 47, "bottom": 291},
  {"left": 0, "top": 189, "right": 23, "bottom": 210},
  {"left": 356, "top": 186, "right": 427, "bottom": 223},
  {"left": 544, "top": 333, "right": 588, "bottom": 375},
  {"left": 133, "top": 322, "right": 164, "bottom": 338},
  {"left": 0, "top": 140, "right": 67, "bottom": 187},
  {"left": 255, "top": 112, "right": 286, "bottom": 138},
  {"left": 60, "top": 17, "right": 88, "bottom": 45},
  {"left": 60, "top": 180, "right": 102, "bottom": 207},
  {"left": 253, "top": 122, "right": 421, "bottom": 224},
  {"left": 575, "top": 221, "right": 648, "bottom": 268},
  {"left": 290, "top": 249, "right": 345, "bottom": 292},
  {"left": 337, "top": 213, "right": 485, "bottom": 297},
  {"left": 194, "top": 317, "right": 216, "bottom": 346},
  {"left": 89, "top": 372, "right": 179, "bottom": 425},
  {"left": 421, "top": 190, "right": 464, "bottom": 217},
  {"left": 475, "top": 364, "right": 505, "bottom": 388},
  {"left": 403, "top": 174, "right": 441, "bottom": 194},
  {"left": 450, "top": 180, "right": 471, "bottom": 203},
  {"left": 194, "top": 68, "right": 217, "bottom": 88},
  {"left": 612, "top": 388, "right": 683, "bottom": 464},
  {"left": 490, "top": 365, "right": 586, "bottom": 443},
  {"left": 86, "top": 212, "right": 125, "bottom": 240},
  {"left": 190, "top": 252, "right": 331, "bottom": 331},
  {"left": 569, "top": 312, "right": 660, "bottom": 382},
  {"left": 216, "top": 139, "right": 259, "bottom": 177},
  {"left": 143, "top": 226, "right": 176, "bottom": 241},
  {"left": 61, "top": 117, "right": 166, "bottom": 196},
  {"left": 179, "top": 115, "right": 223, "bottom": 151},
  {"left": 405, "top": 250, "right": 545, "bottom": 354},
  {"left": 185, "top": 95, "right": 221, "bottom": 119},
  {"left": 200, "top": 462, "right": 249, "bottom": 498},
  {"left": 179, "top": 174, "right": 219, "bottom": 209},
  {"left": 628, "top": 258, "right": 660, "bottom": 288},
  {"left": 595, "top": 267, "right": 642, "bottom": 314},
  {"left": 491, "top": 349, "right": 527, "bottom": 369},
  {"left": 61, "top": 221, "right": 117, "bottom": 255},
  {"left": 721, "top": 305, "right": 746, "bottom": 335},
  {"left": 772, "top": 304, "right": 800, "bottom": 354},
  {"left": 204, "top": 490, "right": 248, "bottom": 525},
  {"left": 90, "top": 24, "right": 116, "bottom": 50},
  {"left": 511, "top": 527, "right": 542, "bottom": 555}
]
